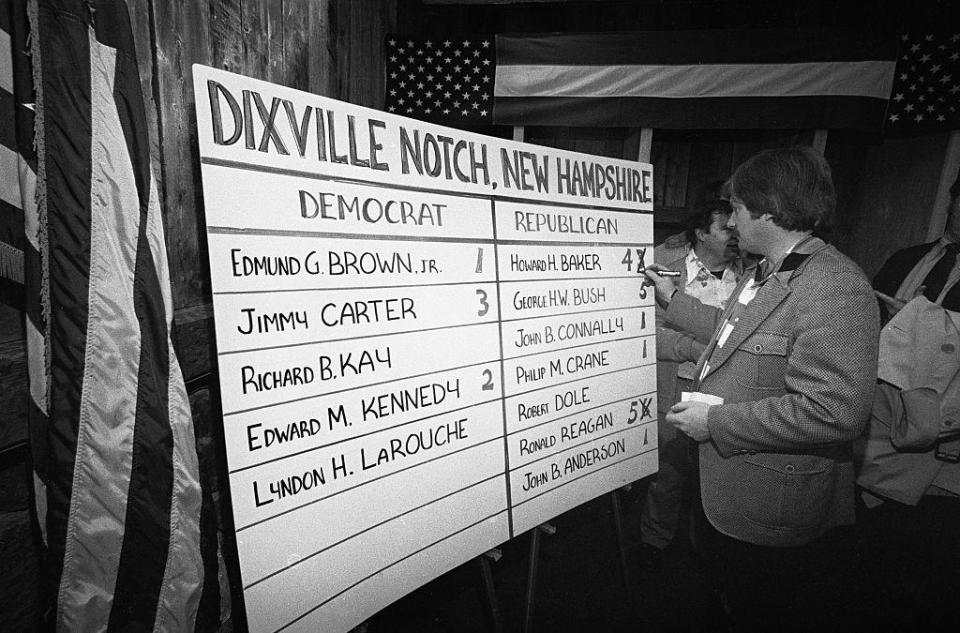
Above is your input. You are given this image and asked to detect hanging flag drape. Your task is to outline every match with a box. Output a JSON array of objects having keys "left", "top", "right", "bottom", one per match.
[
  {"left": 1, "top": 0, "right": 38, "bottom": 462},
  {"left": 0, "top": 2, "right": 28, "bottom": 312},
  {"left": 385, "top": 29, "right": 898, "bottom": 131},
  {"left": 29, "top": 0, "right": 204, "bottom": 630}
]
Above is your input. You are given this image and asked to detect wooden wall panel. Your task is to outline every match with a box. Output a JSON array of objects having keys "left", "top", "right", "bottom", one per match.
[
  {"left": 283, "top": 0, "right": 311, "bottom": 91},
  {"left": 241, "top": 0, "right": 284, "bottom": 82},
  {"left": 151, "top": 0, "right": 212, "bottom": 313},
  {"left": 843, "top": 133, "right": 951, "bottom": 279},
  {"left": 307, "top": 0, "right": 336, "bottom": 96},
  {"left": 209, "top": 0, "right": 244, "bottom": 75},
  {"left": 333, "top": 0, "right": 397, "bottom": 108},
  {"left": 651, "top": 141, "right": 691, "bottom": 218},
  {"left": 525, "top": 126, "right": 631, "bottom": 160}
]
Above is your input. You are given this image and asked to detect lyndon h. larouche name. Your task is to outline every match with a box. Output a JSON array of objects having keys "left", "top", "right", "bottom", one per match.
[{"left": 205, "top": 80, "right": 651, "bottom": 203}]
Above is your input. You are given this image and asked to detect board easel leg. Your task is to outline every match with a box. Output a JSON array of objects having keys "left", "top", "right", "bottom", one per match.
[
  {"left": 611, "top": 488, "right": 630, "bottom": 588},
  {"left": 522, "top": 527, "right": 541, "bottom": 633},
  {"left": 522, "top": 523, "right": 555, "bottom": 633},
  {"left": 479, "top": 550, "right": 504, "bottom": 633}
]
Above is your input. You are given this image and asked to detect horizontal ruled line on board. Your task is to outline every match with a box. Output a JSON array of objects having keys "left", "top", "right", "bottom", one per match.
[
  {"left": 213, "top": 275, "right": 657, "bottom": 297},
  {"left": 500, "top": 302, "right": 654, "bottom": 324},
  {"left": 504, "top": 331, "right": 652, "bottom": 363},
  {"left": 489, "top": 273, "right": 653, "bottom": 284},
  {"left": 244, "top": 472, "right": 505, "bottom": 590},
  {"left": 219, "top": 317, "right": 648, "bottom": 360},
  {"left": 236, "top": 435, "right": 503, "bottom": 532},
  {"left": 512, "top": 446, "right": 657, "bottom": 510},
  {"left": 209, "top": 223, "right": 652, "bottom": 248},
  {"left": 229, "top": 395, "right": 504, "bottom": 474},
  {"left": 273, "top": 508, "right": 509, "bottom": 633},
  {"left": 507, "top": 390, "right": 657, "bottom": 438},
  {"left": 493, "top": 239, "right": 652, "bottom": 248},
  {"left": 207, "top": 225, "right": 496, "bottom": 245},
  {"left": 223, "top": 356, "right": 499, "bottom": 416},
  {"left": 213, "top": 278, "right": 500, "bottom": 295},
  {"left": 510, "top": 419, "right": 654, "bottom": 472},
  {"left": 508, "top": 359, "right": 656, "bottom": 401},
  {"left": 201, "top": 155, "right": 650, "bottom": 215},
  {"left": 218, "top": 318, "right": 499, "bottom": 356}
]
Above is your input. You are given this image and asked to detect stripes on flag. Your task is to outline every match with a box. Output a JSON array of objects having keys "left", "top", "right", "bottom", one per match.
[
  {"left": 29, "top": 0, "right": 204, "bottom": 630},
  {"left": 0, "top": 0, "right": 36, "bottom": 312},
  {"left": 495, "top": 29, "right": 897, "bottom": 130},
  {"left": 495, "top": 61, "right": 893, "bottom": 100},
  {"left": 2, "top": 0, "right": 41, "bottom": 464},
  {"left": 386, "top": 29, "right": 898, "bottom": 132}
]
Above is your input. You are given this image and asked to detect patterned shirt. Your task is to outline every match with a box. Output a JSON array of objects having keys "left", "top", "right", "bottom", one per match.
[{"left": 683, "top": 248, "right": 740, "bottom": 309}]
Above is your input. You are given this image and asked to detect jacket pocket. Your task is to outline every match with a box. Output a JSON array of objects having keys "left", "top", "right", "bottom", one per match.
[
  {"left": 735, "top": 331, "right": 790, "bottom": 391},
  {"left": 736, "top": 452, "right": 836, "bottom": 530}
]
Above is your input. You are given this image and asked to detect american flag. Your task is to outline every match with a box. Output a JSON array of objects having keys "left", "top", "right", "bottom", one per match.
[
  {"left": 28, "top": 1, "right": 212, "bottom": 630},
  {"left": 384, "top": 30, "right": 898, "bottom": 132},
  {"left": 885, "top": 32, "right": 960, "bottom": 135},
  {"left": 384, "top": 36, "right": 496, "bottom": 124}
]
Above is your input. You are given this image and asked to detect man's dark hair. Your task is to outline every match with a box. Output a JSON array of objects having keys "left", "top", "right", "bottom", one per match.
[
  {"left": 684, "top": 198, "right": 732, "bottom": 246},
  {"left": 726, "top": 146, "right": 836, "bottom": 232}
]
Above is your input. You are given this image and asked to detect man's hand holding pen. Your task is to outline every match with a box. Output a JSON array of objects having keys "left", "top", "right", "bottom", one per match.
[{"left": 643, "top": 264, "right": 680, "bottom": 308}]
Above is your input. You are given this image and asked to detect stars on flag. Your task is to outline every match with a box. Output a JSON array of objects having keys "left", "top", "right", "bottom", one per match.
[
  {"left": 384, "top": 36, "right": 495, "bottom": 124},
  {"left": 886, "top": 32, "right": 960, "bottom": 134}
]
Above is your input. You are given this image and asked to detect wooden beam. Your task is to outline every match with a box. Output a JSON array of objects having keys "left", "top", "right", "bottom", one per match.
[
  {"left": 812, "top": 129, "right": 828, "bottom": 155},
  {"left": 637, "top": 128, "right": 653, "bottom": 163},
  {"left": 513, "top": 125, "right": 525, "bottom": 142}
]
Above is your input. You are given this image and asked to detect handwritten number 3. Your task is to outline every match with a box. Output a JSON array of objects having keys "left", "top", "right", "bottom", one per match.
[{"left": 476, "top": 289, "right": 489, "bottom": 316}]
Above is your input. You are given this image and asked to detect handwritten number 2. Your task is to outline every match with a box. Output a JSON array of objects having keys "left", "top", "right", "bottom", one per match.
[{"left": 481, "top": 369, "right": 494, "bottom": 391}]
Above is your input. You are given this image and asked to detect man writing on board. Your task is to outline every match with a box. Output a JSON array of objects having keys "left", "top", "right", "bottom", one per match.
[{"left": 644, "top": 147, "right": 879, "bottom": 631}]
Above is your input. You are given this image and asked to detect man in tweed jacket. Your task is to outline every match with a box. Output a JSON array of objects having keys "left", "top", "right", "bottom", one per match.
[{"left": 645, "top": 147, "right": 879, "bottom": 631}]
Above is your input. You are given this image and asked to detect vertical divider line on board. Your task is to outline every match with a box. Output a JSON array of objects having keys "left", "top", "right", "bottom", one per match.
[{"left": 491, "top": 193, "right": 514, "bottom": 538}]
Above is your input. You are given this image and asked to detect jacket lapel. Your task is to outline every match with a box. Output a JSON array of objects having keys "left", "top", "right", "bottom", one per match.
[{"left": 700, "top": 273, "right": 792, "bottom": 380}]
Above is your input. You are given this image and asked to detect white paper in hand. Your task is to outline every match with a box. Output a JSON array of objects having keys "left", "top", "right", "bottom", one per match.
[{"left": 681, "top": 391, "right": 724, "bottom": 406}]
